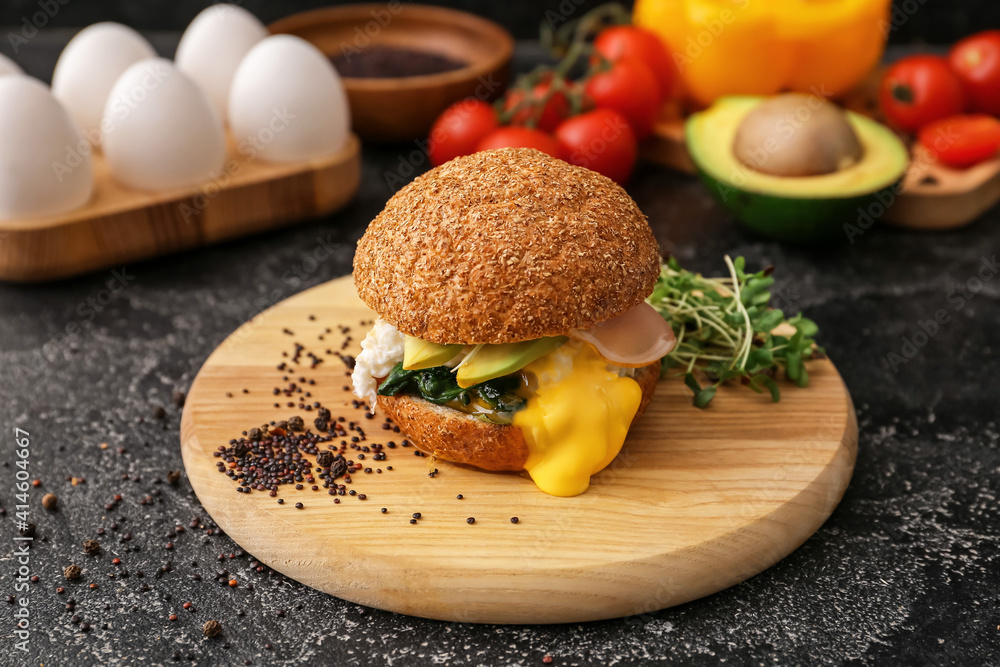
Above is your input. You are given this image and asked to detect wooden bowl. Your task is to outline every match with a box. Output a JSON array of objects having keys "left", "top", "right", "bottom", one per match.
[{"left": 270, "top": 4, "right": 513, "bottom": 142}]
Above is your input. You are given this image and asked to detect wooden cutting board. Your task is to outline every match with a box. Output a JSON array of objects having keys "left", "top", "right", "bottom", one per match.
[
  {"left": 0, "top": 134, "right": 361, "bottom": 283},
  {"left": 180, "top": 275, "right": 858, "bottom": 624}
]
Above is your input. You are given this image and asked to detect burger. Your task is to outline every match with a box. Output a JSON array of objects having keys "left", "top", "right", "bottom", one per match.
[{"left": 351, "top": 148, "right": 675, "bottom": 496}]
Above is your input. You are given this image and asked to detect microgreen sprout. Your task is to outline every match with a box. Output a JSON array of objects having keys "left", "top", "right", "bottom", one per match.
[{"left": 648, "top": 255, "right": 823, "bottom": 408}]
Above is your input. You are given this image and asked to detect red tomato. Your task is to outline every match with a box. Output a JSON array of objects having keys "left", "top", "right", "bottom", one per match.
[
  {"left": 555, "top": 109, "right": 637, "bottom": 184},
  {"left": 949, "top": 31, "right": 1000, "bottom": 116},
  {"left": 428, "top": 99, "right": 498, "bottom": 167},
  {"left": 584, "top": 58, "right": 660, "bottom": 138},
  {"left": 879, "top": 55, "right": 965, "bottom": 132},
  {"left": 477, "top": 126, "right": 566, "bottom": 160},
  {"left": 502, "top": 78, "right": 571, "bottom": 133},
  {"left": 918, "top": 114, "right": 1000, "bottom": 168},
  {"left": 594, "top": 26, "right": 675, "bottom": 99}
]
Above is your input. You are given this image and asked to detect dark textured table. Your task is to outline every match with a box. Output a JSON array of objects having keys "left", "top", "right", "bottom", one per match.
[{"left": 1, "top": 32, "right": 998, "bottom": 667}]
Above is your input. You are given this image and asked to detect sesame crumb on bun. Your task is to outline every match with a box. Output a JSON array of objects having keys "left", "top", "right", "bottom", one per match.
[{"left": 353, "top": 148, "right": 661, "bottom": 345}]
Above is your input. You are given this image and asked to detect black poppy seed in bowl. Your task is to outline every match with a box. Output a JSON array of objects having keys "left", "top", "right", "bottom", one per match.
[
  {"left": 409, "top": 518, "right": 417, "bottom": 524},
  {"left": 510, "top": 517, "right": 519, "bottom": 524},
  {"left": 466, "top": 517, "right": 476, "bottom": 524}
]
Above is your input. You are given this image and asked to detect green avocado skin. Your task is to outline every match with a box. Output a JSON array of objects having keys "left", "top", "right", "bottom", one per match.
[{"left": 695, "top": 169, "right": 901, "bottom": 244}]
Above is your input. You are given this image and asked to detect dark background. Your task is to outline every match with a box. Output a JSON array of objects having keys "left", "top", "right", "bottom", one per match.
[{"left": 0, "top": 0, "right": 997, "bottom": 44}]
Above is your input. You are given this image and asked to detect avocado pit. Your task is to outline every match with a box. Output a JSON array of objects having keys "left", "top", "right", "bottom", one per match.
[{"left": 732, "top": 93, "right": 864, "bottom": 177}]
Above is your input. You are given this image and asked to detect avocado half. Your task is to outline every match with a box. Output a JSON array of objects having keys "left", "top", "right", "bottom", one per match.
[{"left": 685, "top": 96, "right": 909, "bottom": 243}]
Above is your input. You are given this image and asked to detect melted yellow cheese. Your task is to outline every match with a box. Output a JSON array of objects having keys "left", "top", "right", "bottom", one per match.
[{"left": 514, "top": 344, "right": 642, "bottom": 496}]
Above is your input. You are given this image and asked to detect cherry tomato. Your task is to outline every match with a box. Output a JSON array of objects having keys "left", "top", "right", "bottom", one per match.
[
  {"left": 918, "top": 114, "right": 1000, "bottom": 168},
  {"left": 428, "top": 99, "right": 498, "bottom": 167},
  {"left": 584, "top": 58, "right": 660, "bottom": 138},
  {"left": 477, "top": 126, "right": 566, "bottom": 161},
  {"left": 949, "top": 30, "right": 1000, "bottom": 116},
  {"left": 594, "top": 25, "right": 675, "bottom": 99},
  {"left": 555, "top": 109, "right": 637, "bottom": 184},
  {"left": 879, "top": 55, "right": 965, "bottom": 132},
  {"left": 502, "top": 78, "right": 572, "bottom": 133}
]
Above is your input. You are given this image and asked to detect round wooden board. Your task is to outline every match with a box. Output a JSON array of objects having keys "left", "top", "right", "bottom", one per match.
[{"left": 181, "top": 275, "right": 858, "bottom": 624}]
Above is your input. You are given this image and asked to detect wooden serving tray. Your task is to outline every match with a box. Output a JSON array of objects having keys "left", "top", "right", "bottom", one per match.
[
  {"left": 0, "top": 134, "right": 361, "bottom": 282},
  {"left": 180, "top": 275, "right": 858, "bottom": 624},
  {"left": 641, "top": 80, "right": 1000, "bottom": 230}
]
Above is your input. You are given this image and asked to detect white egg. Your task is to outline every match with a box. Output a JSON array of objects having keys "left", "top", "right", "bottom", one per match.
[
  {"left": 228, "top": 35, "right": 350, "bottom": 163},
  {"left": 0, "top": 77, "right": 93, "bottom": 220},
  {"left": 51, "top": 22, "right": 157, "bottom": 145},
  {"left": 175, "top": 4, "right": 268, "bottom": 122},
  {"left": 102, "top": 58, "right": 226, "bottom": 191},
  {"left": 0, "top": 52, "right": 23, "bottom": 77}
]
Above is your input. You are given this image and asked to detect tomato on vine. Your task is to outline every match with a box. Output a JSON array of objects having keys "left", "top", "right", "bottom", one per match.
[
  {"left": 556, "top": 108, "right": 638, "bottom": 184},
  {"left": 593, "top": 25, "right": 675, "bottom": 97},
  {"left": 477, "top": 126, "right": 567, "bottom": 160},
  {"left": 584, "top": 57, "right": 661, "bottom": 138},
  {"left": 502, "top": 77, "right": 573, "bottom": 132},
  {"left": 428, "top": 99, "right": 498, "bottom": 167},
  {"left": 918, "top": 114, "right": 1000, "bottom": 168},
  {"left": 879, "top": 55, "right": 965, "bottom": 132}
]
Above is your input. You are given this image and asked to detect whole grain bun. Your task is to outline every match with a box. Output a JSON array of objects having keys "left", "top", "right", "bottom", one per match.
[
  {"left": 354, "top": 148, "right": 661, "bottom": 345},
  {"left": 376, "top": 363, "right": 660, "bottom": 472}
]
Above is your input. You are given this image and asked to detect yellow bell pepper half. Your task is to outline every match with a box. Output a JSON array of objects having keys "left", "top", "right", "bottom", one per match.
[{"left": 634, "top": 0, "right": 892, "bottom": 105}]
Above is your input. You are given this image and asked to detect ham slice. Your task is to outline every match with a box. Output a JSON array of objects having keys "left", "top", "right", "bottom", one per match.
[{"left": 569, "top": 302, "right": 676, "bottom": 368}]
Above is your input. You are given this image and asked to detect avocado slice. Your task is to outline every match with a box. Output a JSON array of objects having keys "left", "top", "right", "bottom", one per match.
[
  {"left": 455, "top": 337, "right": 567, "bottom": 388},
  {"left": 685, "top": 96, "right": 909, "bottom": 243},
  {"left": 403, "top": 336, "right": 464, "bottom": 371}
]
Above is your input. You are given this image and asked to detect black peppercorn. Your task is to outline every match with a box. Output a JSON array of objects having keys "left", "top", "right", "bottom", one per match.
[
  {"left": 82, "top": 539, "right": 101, "bottom": 556},
  {"left": 203, "top": 619, "right": 222, "bottom": 637}
]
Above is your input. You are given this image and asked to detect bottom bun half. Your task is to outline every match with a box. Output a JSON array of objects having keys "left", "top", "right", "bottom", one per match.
[{"left": 375, "top": 363, "right": 660, "bottom": 472}]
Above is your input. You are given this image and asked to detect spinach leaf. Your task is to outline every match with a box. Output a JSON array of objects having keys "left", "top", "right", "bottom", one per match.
[{"left": 377, "top": 362, "right": 525, "bottom": 414}]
